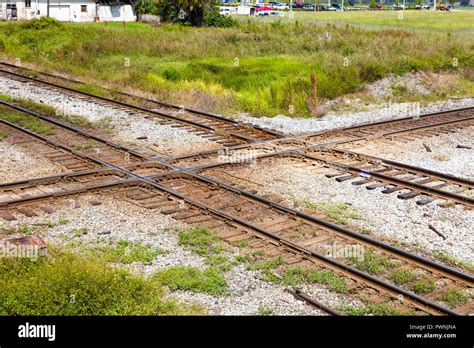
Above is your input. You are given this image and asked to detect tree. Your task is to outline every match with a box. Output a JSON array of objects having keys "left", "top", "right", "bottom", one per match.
[
  {"left": 135, "top": 0, "right": 159, "bottom": 18},
  {"left": 155, "top": 0, "right": 217, "bottom": 26}
]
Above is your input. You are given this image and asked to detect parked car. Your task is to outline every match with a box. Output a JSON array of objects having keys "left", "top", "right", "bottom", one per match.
[
  {"left": 292, "top": 2, "right": 303, "bottom": 8},
  {"left": 322, "top": 4, "right": 337, "bottom": 10},
  {"left": 274, "top": 2, "right": 290, "bottom": 10},
  {"left": 392, "top": 3, "right": 405, "bottom": 9},
  {"left": 219, "top": 8, "right": 231, "bottom": 15},
  {"left": 415, "top": 4, "right": 430, "bottom": 9},
  {"left": 330, "top": 3, "right": 341, "bottom": 10},
  {"left": 302, "top": 4, "right": 315, "bottom": 10}
]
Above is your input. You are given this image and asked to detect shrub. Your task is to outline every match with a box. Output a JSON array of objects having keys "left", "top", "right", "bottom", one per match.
[
  {"left": 0, "top": 250, "right": 201, "bottom": 315},
  {"left": 135, "top": 0, "right": 159, "bottom": 16},
  {"left": 21, "top": 17, "right": 63, "bottom": 30},
  {"left": 204, "top": 10, "right": 235, "bottom": 28}
]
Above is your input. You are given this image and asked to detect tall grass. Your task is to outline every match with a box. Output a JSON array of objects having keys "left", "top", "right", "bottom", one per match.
[{"left": 0, "top": 17, "right": 472, "bottom": 117}]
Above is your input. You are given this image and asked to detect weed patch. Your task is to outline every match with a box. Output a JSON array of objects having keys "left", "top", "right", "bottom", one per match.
[
  {"left": 0, "top": 249, "right": 202, "bottom": 315},
  {"left": 155, "top": 266, "right": 228, "bottom": 295}
]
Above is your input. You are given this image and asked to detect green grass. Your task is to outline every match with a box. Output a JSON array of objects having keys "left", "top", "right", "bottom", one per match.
[
  {"left": 204, "top": 254, "right": 236, "bottom": 272},
  {"left": 0, "top": 106, "right": 55, "bottom": 135},
  {"left": 0, "top": 249, "right": 203, "bottom": 315},
  {"left": 439, "top": 288, "right": 469, "bottom": 308},
  {"left": 154, "top": 266, "right": 228, "bottom": 295},
  {"left": 338, "top": 302, "right": 412, "bottom": 316},
  {"left": 301, "top": 201, "right": 362, "bottom": 225},
  {"left": 236, "top": 254, "right": 251, "bottom": 263},
  {"left": 281, "top": 266, "right": 307, "bottom": 286},
  {"left": 433, "top": 249, "right": 474, "bottom": 273},
  {"left": 178, "top": 226, "right": 221, "bottom": 256},
  {"left": 250, "top": 10, "right": 474, "bottom": 32},
  {"left": 351, "top": 250, "right": 393, "bottom": 275},
  {"left": 1, "top": 13, "right": 472, "bottom": 117},
  {"left": 390, "top": 269, "right": 414, "bottom": 285},
  {"left": 0, "top": 130, "right": 8, "bottom": 138},
  {"left": 307, "top": 269, "right": 348, "bottom": 293},
  {"left": 257, "top": 306, "right": 273, "bottom": 316},
  {"left": 250, "top": 256, "right": 284, "bottom": 282},
  {"left": 98, "top": 240, "right": 166, "bottom": 265},
  {"left": 412, "top": 279, "right": 436, "bottom": 294}
]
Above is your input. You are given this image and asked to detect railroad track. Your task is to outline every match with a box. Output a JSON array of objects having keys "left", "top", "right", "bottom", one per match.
[
  {"left": 0, "top": 62, "right": 281, "bottom": 147},
  {"left": 2, "top": 167, "right": 473, "bottom": 315},
  {"left": 3, "top": 62, "right": 472, "bottom": 152},
  {"left": 1, "top": 102, "right": 473, "bottom": 315},
  {"left": 0, "top": 100, "right": 151, "bottom": 166},
  {"left": 301, "top": 107, "right": 474, "bottom": 147},
  {"left": 1, "top": 71, "right": 473, "bottom": 316},
  {"left": 167, "top": 142, "right": 474, "bottom": 208}
]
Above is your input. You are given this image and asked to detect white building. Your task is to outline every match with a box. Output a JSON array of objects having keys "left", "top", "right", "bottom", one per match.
[{"left": 0, "top": 0, "right": 136, "bottom": 22}]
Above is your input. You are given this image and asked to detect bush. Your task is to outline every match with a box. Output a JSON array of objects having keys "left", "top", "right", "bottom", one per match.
[
  {"left": 204, "top": 10, "right": 235, "bottom": 28},
  {"left": 21, "top": 17, "right": 63, "bottom": 30},
  {"left": 135, "top": 0, "right": 159, "bottom": 16},
  {"left": 0, "top": 250, "right": 201, "bottom": 315},
  {"left": 156, "top": 0, "right": 178, "bottom": 22}
]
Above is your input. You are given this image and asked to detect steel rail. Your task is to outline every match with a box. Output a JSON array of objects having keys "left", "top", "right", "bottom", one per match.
[
  {"left": 0, "top": 179, "right": 141, "bottom": 208},
  {"left": 0, "top": 68, "right": 263, "bottom": 143},
  {"left": 0, "top": 100, "right": 153, "bottom": 161},
  {"left": 304, "top": 147, "right": 474, "bottom": 188},
  {"left": 286, "top": 289, "right": 342, "bottom": 316},
  {"left": 0, "top": 60, "right": 282, "bottom": 137},
  {"left": 380, "top": 116, "right": 474, "bottom": 137},
  {"left": 303, "top": 106, "right": 474, "bottom": 140},
  {"left": 1, "top": 93, "right": 472, "bottom": 315},
  {"left": 294, "top": 151, "right": 474, "bottom": 207},
  {"left": 151, "top": 171, "right": 474, "bottom": 285}
]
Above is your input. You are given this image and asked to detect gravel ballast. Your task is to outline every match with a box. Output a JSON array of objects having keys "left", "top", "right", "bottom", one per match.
[
  {"left": 204, "top": 163, "right": 474, "bottom": 264},
  {"left": 0, "top": 141, "right": 64, "bottom": 182},
  {"left": 1, "top": 195, "right": 363, "bottom": 315},
  {"left": 0, "top": 76, "right": 220, "bottom": 157},
  {"left": 347, "top": 127, "right": 474, "bottom": 180},
  {"left": 238, "top": 98, "right": 474, "bottom": 134}
]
